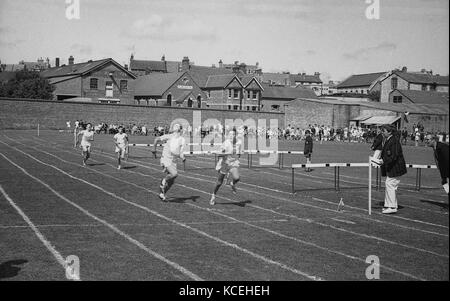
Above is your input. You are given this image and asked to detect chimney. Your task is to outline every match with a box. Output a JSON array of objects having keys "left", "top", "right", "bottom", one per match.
[
  {"left": 68, "top": 55, "right": 74, "bottom": 65},
  {"left": 55, "top": 57, "right": 60, "bottom": 67},
  {"left": 130, "top": 53, "right": 134, "bottom": 61},
  {"left": 161, "top": 54, "right": 165, "bottom": 61},
  {"left": 420, "top": 68, "right": 426, "bottom": 73},
  {"left": 401, "top": 66, "right": 407, "bottom": 72},
  {"left": 181, "top": 56, "right": 190, "bottom": 71},
  {"left": 232, "top": 64, "right": 240, "bottom": 74},
  {"left": 314, "top": 72, "right": 320, "bottom": 76},
  {"left": 219, "top": 59, "right": 223, "bottom": 68}
]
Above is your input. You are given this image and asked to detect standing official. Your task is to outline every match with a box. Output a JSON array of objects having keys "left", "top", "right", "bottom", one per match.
[
  {"left": 304, "top": 130, "right": 313, "bottom": 172},
  {"left": 379, "top": 124, "right": 407, "bottom": 214},
  {"left": 425, "top": 134, "right": 449, "bottom": 194}
]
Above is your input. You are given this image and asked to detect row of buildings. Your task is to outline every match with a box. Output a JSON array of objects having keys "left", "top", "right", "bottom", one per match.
[{"left": 1, "top": 55, "right": 448, "bottom": 131}]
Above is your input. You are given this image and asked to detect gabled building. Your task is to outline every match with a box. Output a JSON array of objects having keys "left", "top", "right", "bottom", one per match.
[
  {"left": 134, "top": 71, "right": 206, "bottom": 108},
  {"left": 337, "top": 72, "right": 387, "bottom": 95},
  {"left": 376, "top": 67, "right": 449, "bottom": 103},
  {"left": 261, "top": 83, "right": 318, "bottom": 112},
  {"left": 289, "top": 72, "right": 323, "bottom": 95},
  {"left": 259, "top": 72, "right": 291, "bottom": 86},
  {"left": 388, "top": 89, "right": 449, "bottom": 104},
  {"left": 40, "top": 57, "right": 137, "bottom": 103},
  {"left": 129, "top": 54, "right": 181, "bottom": 76}
]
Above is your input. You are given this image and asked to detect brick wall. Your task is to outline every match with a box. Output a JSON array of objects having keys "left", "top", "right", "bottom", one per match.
[
  {"left": 0, "top": 97, "right": 284, "bottom": 130},
  {"left": 380, "top": 75, "right": 409, "bottom": 103}
]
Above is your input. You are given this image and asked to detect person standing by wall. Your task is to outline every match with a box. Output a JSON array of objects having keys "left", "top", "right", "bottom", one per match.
[
  {"left": 425, "top": 134, "right": 449, "bottom": 194},
  {"left": 304, "top": 130, "right": 313, "bottom": 172},
  {"left": 379, "top": 124, "right": 407, "bottom": 214}
]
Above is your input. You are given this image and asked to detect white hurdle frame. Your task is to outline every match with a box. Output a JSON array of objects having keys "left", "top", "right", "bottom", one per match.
[{"left": 291, "top": 158, "right": 437, "bottom": 215}]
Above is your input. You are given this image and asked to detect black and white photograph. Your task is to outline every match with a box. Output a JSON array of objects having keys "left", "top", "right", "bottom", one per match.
[{"left": 0, "top": 0, "right": 448, "bottom": 291}]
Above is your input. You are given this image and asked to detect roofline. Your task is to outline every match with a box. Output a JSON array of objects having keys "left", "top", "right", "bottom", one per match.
[
  {"left": 381, "top": 70, "right": 449, "bottom": 85},
  {"left": 84, "top": 58, "right": 137, "bottom": 79},
  {"left": 224, "top": 75, "right": 244, "bottom": 89},
  {"left": 244, "top": 77, "right": 264, "bottom": 91}
]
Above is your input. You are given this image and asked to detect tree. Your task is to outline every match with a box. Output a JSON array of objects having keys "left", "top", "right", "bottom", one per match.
[{"left": 0, "top": 70, "right": 54, "bottom": 100}]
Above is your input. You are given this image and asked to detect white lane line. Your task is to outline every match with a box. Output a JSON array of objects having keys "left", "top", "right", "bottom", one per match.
[
  {"left": 14, "top": 139, "right": 444, "bottom": 279},
  {"left": 18, "top": 136, "right": 450, "bottom": 236},
  {"left": 0, "top": 143, "right": 322, "bottom": 281},
  {"left": 0, "top": 219, "right": 289, "bottom": 229},
  {"left": 331, "top": 218, "right": 356, "bottom": 225},
  {"left": 0, "top": 184, "right": 78, "bottom": 280},
  {"left": 0, "top": 152, "right": 203, "bottom": 281}
]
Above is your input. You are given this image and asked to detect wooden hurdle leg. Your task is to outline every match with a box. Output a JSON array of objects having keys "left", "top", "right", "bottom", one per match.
[
  {"left": 334, "top": 166, "right": 337, "bottom": 190},
  {"left": 368, "top": 157, "right": 372, "bottom": 215},
  {"left": 337, "top": 167, "right": 340, "bottom": 191},
  {"left": 247, "top": 153, "right": 250, "bottom": 169}
]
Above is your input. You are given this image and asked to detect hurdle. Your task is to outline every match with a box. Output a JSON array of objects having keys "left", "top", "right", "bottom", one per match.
[
  {"left": 291, "top": 158, "right": 437, "bottom": 215},
  {"left": 246, "top": 150, "right": 304, "bottom": 169}
]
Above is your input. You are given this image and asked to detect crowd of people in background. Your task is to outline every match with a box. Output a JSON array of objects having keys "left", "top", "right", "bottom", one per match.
[{"left": 66, "top": 119, "right": 448, "bottom": 146}]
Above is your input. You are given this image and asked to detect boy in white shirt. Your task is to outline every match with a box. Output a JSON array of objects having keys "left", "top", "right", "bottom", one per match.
[
  {"left": 113, "top": 126, "right": 128, "bottom": 170},
  {"left": 76, "top": 123, "right": 94, "bottom": 166},
  {"left": 152, "top": 124, "right": 186, "bottom": 201}
]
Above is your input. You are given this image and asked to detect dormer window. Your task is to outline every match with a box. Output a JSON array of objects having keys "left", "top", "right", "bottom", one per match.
[
  {"left": 391, "top": 77, "right": 398, "bottom": 90},
  {"left": 233, "top": 89, "right": 239, "bottom": 99}
]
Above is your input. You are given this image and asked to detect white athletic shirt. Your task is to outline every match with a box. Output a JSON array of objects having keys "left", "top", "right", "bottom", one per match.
[
  {"left": 80, "top": 130, "right": 94, "bottom": 146},
  {"left": 220, "top": 138, "right": 242, "bottom": 167},
  {"left": 160, "top": 133, "right": 186, "bottom": 165},
  {"left": 114, "top": 133, "right": 128, "bottom": 147}
]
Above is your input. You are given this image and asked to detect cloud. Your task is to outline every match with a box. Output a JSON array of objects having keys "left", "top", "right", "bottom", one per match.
[
  {"left": 0, "top": 39, "right": 24, "bottom": 48},
  {"left": 343, "top": 42, "right": 397, "bottom": 60},
  {"left": 71, "top": 43, "right": 93, "bottom": 55},
  {"left": 124, "top": 15, "right": 216, "bottom": 42}
]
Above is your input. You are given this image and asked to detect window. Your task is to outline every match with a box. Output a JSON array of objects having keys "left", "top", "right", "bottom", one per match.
[
  {"left": 391, "top": 77, "right": 398, "bottom": 90},
  {"left": 233, "top": 105, "right": 238, "bottom": 110},
  {"left": 246, "top": 106, "right": 250, "bottom": 111},
  {"left": 247, "top": 91, "right": 251, "bottom": 99},
  {"left": 407, "top": 83, "right": 410, "bottom": 90},
  {"left": 233, "top": 89, "right": 240, "bottom": 99},
  {"left": 252, "top": 106, "right": 257, "bottom": 111},
  {"left": 90, "top": 78, "right": 98, "bottom": 89},
  {"left": 120, "top": 80, "right": 128, "bottom": 91},
  {"left": 271, "top": 105, "right": 280, "bottom": 111},
  {"left": 430, "top": 84, "right": 437, "bottom": 91},
  {"left": 228, "top": 105, "right": 231, "bottom": 110},
  {"left": 253, "top": 91, "right": 258, "bottom": 100},
  {"left": 228, "top": 89, "right": 232, "bottom": 98},
  {"left": 421, "top": 84, "right": 427, "bottom": 91},
  {"left": 393, "top": 96, "right": 402, "bottom": 103}
]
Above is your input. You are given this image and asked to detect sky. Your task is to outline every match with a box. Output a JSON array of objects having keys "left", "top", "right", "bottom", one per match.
[{"left": 0, "top": 0, "right": 448, "bottom": 82}]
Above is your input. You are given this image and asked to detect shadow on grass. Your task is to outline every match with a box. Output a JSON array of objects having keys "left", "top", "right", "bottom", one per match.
[
  {"left": 218, "top": 200, "right": 252, "bottom": 207},
  {"left": 0, "top": 259, "right": 28, "bottom": 279},
  {"left": 293, "top": 186, "right": 367, "bottom": 193},
  {"left": 167, "top": 196, "right": 200, "bottom": 203},
  {"left": 87, "top": 163, "right": 106, "bottom": 167},
  {"left": 122, "top": 166, "right": 137, "bottom": 170},
  {"left": 373, "top": 201, "right": 404, "bottom": 210},
  {"left": 420, "top": 199, "right": 449, "bottom": 210}
]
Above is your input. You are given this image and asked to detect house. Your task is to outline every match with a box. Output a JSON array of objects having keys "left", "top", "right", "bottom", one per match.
[
  {"left": 289, "top": 72, "right": 323, "bottom": 95},
  {"left": 217, "top": 60, "right": 262, "bottom": 75},
  {"left": 1, "top": 57, "right": 51, "bottom": 72},
  {"left": 259, "top": 72, "right": 291, "bottom": 86},
  {"left": 129, "top": 54, "right": 181, "bottom": 76},
  {"left": 261, "top": 83, "right": 318, "bottom": 112},
  {"left": 337, "top": 72, "right": 387, "bottom": 95},
  {"left": 40, "top": 56, "right": 137, "bottom": 103},
  {"left": 134, "top": 71, "right": 206, "bottom": 108},
  {"left": 376, "top": 67, "right": 449, "bottom": 103},
  {"left": 388, "top": 89, "right": 449, "bottom": 104}
]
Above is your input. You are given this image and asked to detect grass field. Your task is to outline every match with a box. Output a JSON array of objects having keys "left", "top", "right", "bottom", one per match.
[{"left": 0, "top": 129, "right": 448, "bottom": 281}]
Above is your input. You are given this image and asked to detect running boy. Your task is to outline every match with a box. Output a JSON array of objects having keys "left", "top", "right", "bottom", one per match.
[
  {"left": 76, "top": 123, "right": 94, "bottom": 166},
  {"left": 209, "top": 128, "right": 243, "bottom": 205},
  {"left": 113, "top": 126, "right": 128, "bottom": 170},
  {"left": 152, "top": 123, "right": 186, "bottom": 202}
]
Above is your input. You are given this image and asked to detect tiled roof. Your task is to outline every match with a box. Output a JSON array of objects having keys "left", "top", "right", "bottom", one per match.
[
  {"left": 40, "top": 58, "right": 136, "bottom": 79},
  {"left": 186, "top": 65, "right": 234, "bottom": 87},
  {"left": 130, "top": 59, "right": 166, "bottom": 72},
  {"left": 204, "top": 74, "right": 237, "bottom": 88},
  {"left": 393, "top": 89, "right": 449, "bottom": 104},
  {"left": 360, "top": 102, "right": 449, "bottom": 115},
  {"left": 261, "top": 84, "right": 318, "bottom": 100},
  {"left": 337, "top": 72, "right": 387, "bottom": 88},
  {"left": 290, "top": 73, "right": 322, "bottom": 84},
  {"left": 393, "top": 71, "right": 449, "bottom": 85},
  {"left": 40, "top": 59, "right": 109, "bottom": 78},
  {"left": 134, "top": 72, "right": 185, "bottom": 96}
]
